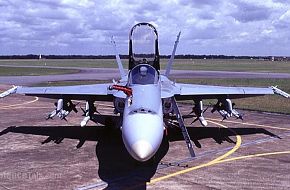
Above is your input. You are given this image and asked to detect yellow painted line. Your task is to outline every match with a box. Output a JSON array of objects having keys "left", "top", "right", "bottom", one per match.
[
  {"left": 208, "top": 118, "right": 290, "bottom": 131},
  {"left": 149, "top": 119, "right": 290, "bottom": 185},
  {"left": 148, "top": 120, "right": 242, "bottom": 184},
  {"left": 149, "top": 150, "right": 290, "bottom": 186},
  {"left": 0, "top": 97, "right": 39, "bottom": 109},
  {"left": 206, "top": 120, "right": 242, "bottom": 162},
  {"left": 216, "top": 150, "right": 290, "bottom": 164}
]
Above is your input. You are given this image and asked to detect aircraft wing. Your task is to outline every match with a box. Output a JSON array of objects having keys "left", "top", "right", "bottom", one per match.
[
  {"left": 1, "top": 83, "right": 127, "bottom": 101},
  {"left": 171, "top": 83, "right": 279, "bottom": 100}
]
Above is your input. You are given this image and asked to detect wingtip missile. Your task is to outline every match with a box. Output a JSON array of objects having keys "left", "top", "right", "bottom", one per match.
[
  {"left": 271, "top": 86, "right": 290, "bottom": 98},
  {"left": 0, "top": 86, "right": 18, "bottom": 98}
]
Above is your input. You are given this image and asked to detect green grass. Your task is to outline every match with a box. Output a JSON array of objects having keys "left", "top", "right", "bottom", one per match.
[
  {"left": 1, "top": 59, "right": 290, "bottom": 73},
  {"left": 160, "top": 59, "right": 290, "bottom": 73},
  {"left": 0, "top": 59, "right": 119, "bottom": 68},
  {"left": 0, "top": 66, "right": 79, "bottom": 76}
]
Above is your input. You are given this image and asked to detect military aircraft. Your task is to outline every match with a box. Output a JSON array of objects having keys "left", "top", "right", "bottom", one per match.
[{"left": 0, "top": 22, "right": 289, "bottom": 162}]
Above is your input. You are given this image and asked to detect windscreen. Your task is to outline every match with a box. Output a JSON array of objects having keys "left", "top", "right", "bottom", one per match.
[
  {"left": 131, "top": 24, "right": 157, "bottom": 63},
  {"left": 130, "top": 64, "right": 158, "bottom": 85}
]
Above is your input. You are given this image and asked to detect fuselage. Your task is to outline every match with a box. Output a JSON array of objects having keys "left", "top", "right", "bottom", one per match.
[
  {"left": 120, "top": 23, "right": 164, "bottom": 162},
  {"left": 122, "top": 65, "right": 164, "bottom": 161}
]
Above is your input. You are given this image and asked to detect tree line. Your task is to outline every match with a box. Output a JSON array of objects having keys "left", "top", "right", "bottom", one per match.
[{"left": 0, "top": 54, "right": 288, "bottom": 60}]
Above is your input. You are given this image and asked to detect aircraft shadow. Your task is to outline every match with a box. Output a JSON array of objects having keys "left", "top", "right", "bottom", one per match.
[
  {"left": 0, "top": 124, "right": 168, "bottom": 190},
  {"left": 166, "top": 124, "right": 280, "bottom": 148},
  {"left": 96, "top": 129, "right": 168, "bottom": 189},
  {"left": 0, "top": 117, "right": 280, "bottom": 189}
]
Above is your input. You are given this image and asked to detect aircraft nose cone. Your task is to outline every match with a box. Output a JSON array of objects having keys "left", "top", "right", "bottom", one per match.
[
  {"left": 122, "top": 112, "right": 164, "bottom": 162},
  {"left": 132, "top": 140, "right": 153, "bottom": 161}
]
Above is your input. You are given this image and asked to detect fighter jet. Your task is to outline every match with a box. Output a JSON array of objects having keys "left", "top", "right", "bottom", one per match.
[{"left": 1, "top": 22, "right": 289, "bottom": 162}]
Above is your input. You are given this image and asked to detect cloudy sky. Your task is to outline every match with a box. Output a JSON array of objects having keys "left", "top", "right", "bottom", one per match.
[{"left": 0, "top": 0, "right": 290, "bottom": 56}]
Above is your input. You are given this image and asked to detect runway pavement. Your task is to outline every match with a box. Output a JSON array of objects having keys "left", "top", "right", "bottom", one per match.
[{"left": 0, "top": 84, "right": 290, "bottom": 190}]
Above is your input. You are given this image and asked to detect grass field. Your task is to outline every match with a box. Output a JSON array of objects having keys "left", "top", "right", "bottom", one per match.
[
  {"left": 165, "top": 59, "right": 290, "bottom": 73},
  {"left": 0, "top": 66, "right": 79, "bottom": 76},
  {"left": 1, "top": 59, "right": 290, "bottom": 73},
  {"left": 0, "top": 59, "right": 116, "bottom": 68}
]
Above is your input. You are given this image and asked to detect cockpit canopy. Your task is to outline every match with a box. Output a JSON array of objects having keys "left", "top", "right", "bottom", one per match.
[
  {"left": 132, "top": 24, "right": 156, "bottom": 62},
  {"left": 129, "top": 23, "right": 160, "bottom": 71},
  {"left": 129, "top": 64, "right": 159, "bottom": 85}
]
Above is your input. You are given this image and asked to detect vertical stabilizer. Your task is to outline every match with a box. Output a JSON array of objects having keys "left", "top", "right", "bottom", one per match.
[
  {"left": 164, "top": 31, "right": 181, "bottom": 77},
  {"left": 111, "top": 36, "right": 126, "bottom": 78}
]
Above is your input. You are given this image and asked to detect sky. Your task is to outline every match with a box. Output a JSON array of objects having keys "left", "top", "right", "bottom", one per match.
[{"left": 0, "top": 0, "right": 290, "bottom": 56}]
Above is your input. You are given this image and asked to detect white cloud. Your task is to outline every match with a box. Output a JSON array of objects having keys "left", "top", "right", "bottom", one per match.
[{"left": 0, "top": 0, "right": 289, "bottom": 55}]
